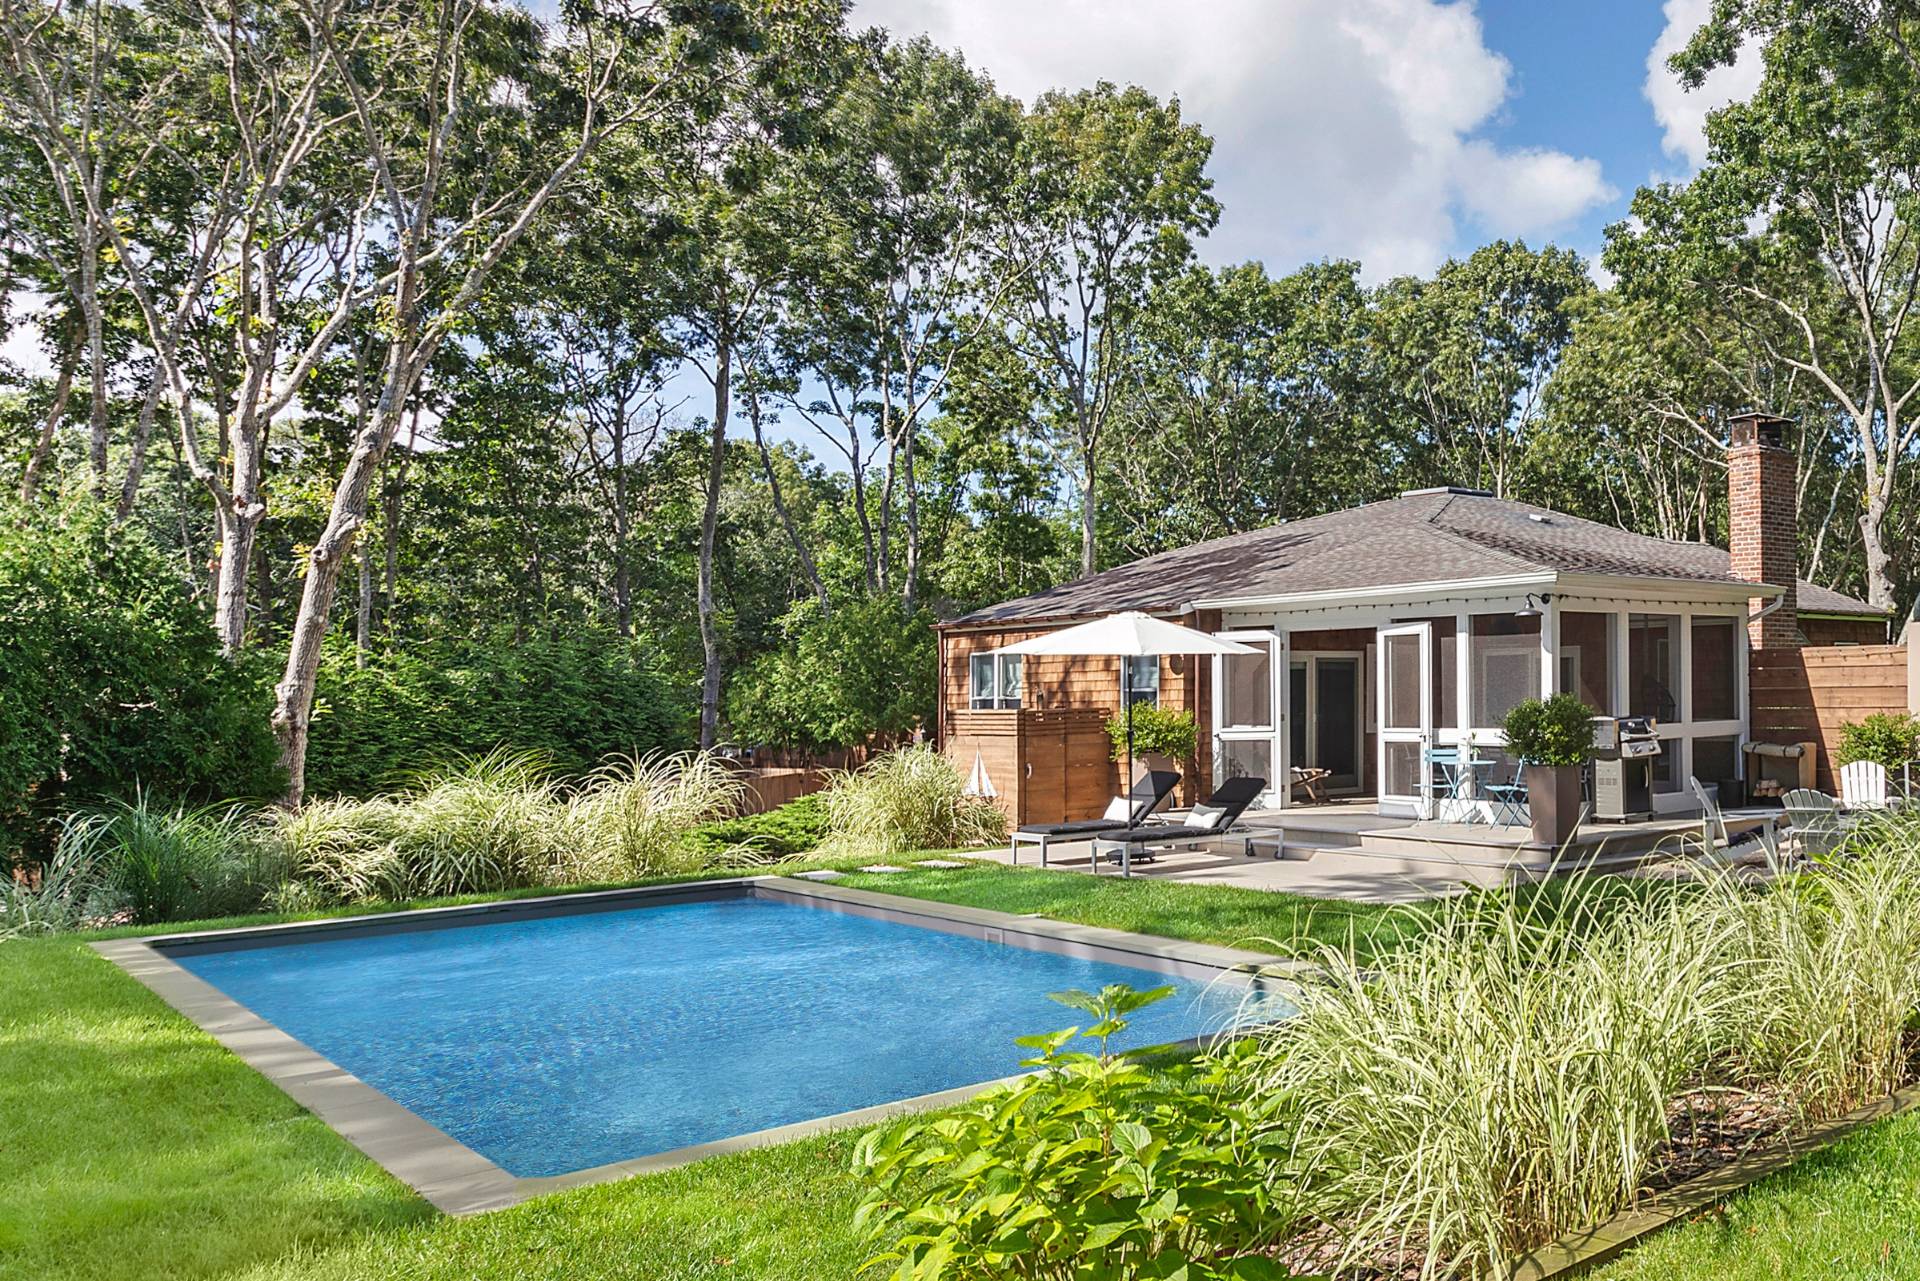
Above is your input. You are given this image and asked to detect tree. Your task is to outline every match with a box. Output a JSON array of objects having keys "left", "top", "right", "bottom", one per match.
[
  {"left": 1374, "top": 240, "right": 1593, "bottom": 498},
  {"left": 1001, "top": 82, "right": 1218, "bottom": 577},
  {"left": 775, "top": 37, "right": 1021, "bottom": 605},
  {"left": 1618, "top": 2, "right": 1920, "bottom": 609},
  {"left": 1108, "top": 259, "right": 1394, "bottom": 555},
  {"left": 267, "top": 0, "right": 836, "bottom": 803}
]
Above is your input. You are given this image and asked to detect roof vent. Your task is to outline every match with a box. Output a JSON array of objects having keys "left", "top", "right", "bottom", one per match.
[
  {"left": 1399, "top": 485, "right": 1496, "bottom": 499},
  {"left": 1527, "top": 513, "right": 1552, "bottom": 524}
]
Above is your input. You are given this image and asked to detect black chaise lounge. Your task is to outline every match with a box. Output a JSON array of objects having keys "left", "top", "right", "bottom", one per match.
[
  {"left": 1090, "top": 775, "right": 1268, "bottom": 877},
  {"left": 1009, "top": 769, "right": 1182, "bottom": 866}
]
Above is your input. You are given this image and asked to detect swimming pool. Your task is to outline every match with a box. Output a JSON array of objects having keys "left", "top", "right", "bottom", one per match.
[{"left": 98, "top": 878, "right": 1292, "bottom": 1210}]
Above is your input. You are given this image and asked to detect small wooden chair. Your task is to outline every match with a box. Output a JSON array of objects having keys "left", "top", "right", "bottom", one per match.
[{"left": 1289, "top": 765, "right": 1333, "bottom": 804}]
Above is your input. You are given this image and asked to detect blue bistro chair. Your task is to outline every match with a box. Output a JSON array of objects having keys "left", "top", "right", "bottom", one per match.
[
  {"left": 1423, "top": 746, "right": 1470, "bottom": 820},
  {"left": 1477, "top": 754, "right": 1529, "bottom": 827}
]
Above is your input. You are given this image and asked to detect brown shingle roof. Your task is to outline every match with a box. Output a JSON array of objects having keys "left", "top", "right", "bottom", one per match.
[{"left": 950, "top": 489, "right": 1881, "bottom": 625}]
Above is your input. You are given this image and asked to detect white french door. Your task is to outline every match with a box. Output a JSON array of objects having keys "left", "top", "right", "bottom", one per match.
[
  {"left": 1376, "top": 622, "right": 1433, "bottom": 819},
  {"left": 1211, "top": 630, "right": 1287, "bottom": 810}
]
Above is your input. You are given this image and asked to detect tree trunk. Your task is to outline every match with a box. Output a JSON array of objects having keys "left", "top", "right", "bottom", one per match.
[
  {"left": 902, "top": 429, "right": 920, "bottom": 610},
  {"left": 212, "top": 501, "right": 263, "bottom": 654},
  {"left": 272, "top": 407, "right": 394, "bottom": 806},
  {"left": 114, "top": 373, "right": 166, "bottom": 522},
  {"left": 747, "top": 396, "right": 827, "bottom": 615},
  {"left": 18, "top": 354, "right": 76, "bottom": 503},
  {"left": 355, "top": 546, "right": 372, "bottom": 665},
  {"left": 1079, "top": 457, "right": 1098, "bottom": 578},
  {"left": 82, "top": 216, "right": 109, "bottom": 495},
  {"left": 609, "top": 416, "right": 633, "bottom": 637},
  {"left": 697, "top": 337, "right": 730, "bottom": 749},
  {"left": 1860, "top": 484, "right": 1896, "bottom": 612}
]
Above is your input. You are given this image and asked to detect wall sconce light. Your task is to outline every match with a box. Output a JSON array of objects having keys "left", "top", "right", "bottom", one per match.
[{"left": 1514, "top": 592, "right": 1554, "bottom": 619}]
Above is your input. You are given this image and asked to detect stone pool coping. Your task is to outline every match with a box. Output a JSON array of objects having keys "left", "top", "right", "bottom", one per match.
[{"left": 91, "top": 875, "right": 1301, "bottom": 1216}]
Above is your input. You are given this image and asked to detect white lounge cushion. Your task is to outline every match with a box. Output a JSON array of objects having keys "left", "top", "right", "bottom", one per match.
[
  {"left": 1102, "top": 796, "right": 1133, "bottom": 822},
  {"left": 1189, "top": 804, "right": 1229, "bottom": 830}
]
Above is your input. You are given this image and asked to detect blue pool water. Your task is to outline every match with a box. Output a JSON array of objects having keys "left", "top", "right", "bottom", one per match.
[{"left": 174, "top": 896, "right": 1252, "bottom": 1177}]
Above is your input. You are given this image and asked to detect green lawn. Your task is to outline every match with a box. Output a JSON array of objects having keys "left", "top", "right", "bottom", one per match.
[
  {"left": 5, "top": 858, "right": 1918, "bottom": 1281},
  {"left": 834, "top": 862, "right": 1427, "bottom": 964}
]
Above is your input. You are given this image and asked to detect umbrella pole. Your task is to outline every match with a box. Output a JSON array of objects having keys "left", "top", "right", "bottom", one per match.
[{"left": 1123, "top": 660, "right": 1134, "bottom": 791}]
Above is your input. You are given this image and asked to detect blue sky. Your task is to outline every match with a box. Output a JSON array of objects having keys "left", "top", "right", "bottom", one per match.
[{"left": 854, "top": 0, "right": 1760, "bottom": 280}]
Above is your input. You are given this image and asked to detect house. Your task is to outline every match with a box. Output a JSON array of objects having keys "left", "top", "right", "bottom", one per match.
[{"left": 936, "top": 413, "right": 1887, "bottom": 825}]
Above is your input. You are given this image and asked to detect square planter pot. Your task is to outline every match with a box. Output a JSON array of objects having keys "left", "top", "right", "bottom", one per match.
[{"left": 1525, "top": 762, "right": 1584, "bottom": 850}]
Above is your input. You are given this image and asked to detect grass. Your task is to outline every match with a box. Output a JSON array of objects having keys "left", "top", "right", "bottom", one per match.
[
  {"left": 7, "top": 855, "right": 1920, "bottom": 1281},
  {"left": 1588, "top": 1107, "right": 1920, "bottom": 1280},
  {"left": 834, "top": 863, "right": 1425, "bottom": 964}
]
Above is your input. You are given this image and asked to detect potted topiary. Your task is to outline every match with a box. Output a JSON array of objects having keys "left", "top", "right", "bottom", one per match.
[
  {"left": 1105, "top": 705, "right": 1199, "bottom": 780},
  {"left": 1501, "top": 693, "right": 1597, "bottom": 849}
]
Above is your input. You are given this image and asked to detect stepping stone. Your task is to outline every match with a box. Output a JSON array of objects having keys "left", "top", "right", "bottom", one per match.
[
  {"left": 914, "top": 859, "right": 968, "bottom": 869},
  {"left": 792, "top": 869, "right": 844, "bottom": 881},
  {"left": 858, "top": 864, "right": 909, "bottom": 874}
]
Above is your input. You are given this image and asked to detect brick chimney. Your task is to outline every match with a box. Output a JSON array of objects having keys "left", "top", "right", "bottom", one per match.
[{"left": 1727, "top": 411, "right": 1800, "bottom": 649}]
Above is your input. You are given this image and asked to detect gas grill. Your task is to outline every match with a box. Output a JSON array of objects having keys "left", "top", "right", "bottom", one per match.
[{"left": 1592, "top": 716, "right": 1662, "bottom": 823}]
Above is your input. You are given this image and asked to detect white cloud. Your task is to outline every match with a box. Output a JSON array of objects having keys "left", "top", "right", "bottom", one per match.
[
  {"left": 1644, "top": 0, "right": 1762, "bottom": 169},
  {"left": 854, "top": 0, "right": 1615, "bottom": 279}
]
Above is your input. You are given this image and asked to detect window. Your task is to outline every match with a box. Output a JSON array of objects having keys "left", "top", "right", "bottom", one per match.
[
  {"left": 1628, "top": 614, "right": 1681, "bottom": 722},
  {"left": 968, "top": 653, "right": 1022, "bottom": 709},
  {"left": 1220, "top": 647, "right": 1272, "bottom": 729},
  {"left": 1557, "top": 611, "right": 1615, "bottom": 714},
  {"left": 1690, "top": 617, "right": 1739, "bottom": 722},
  {"left": 1470, "top": 612, "right": 1541, "bottom": 728},
  {"left": 1122, "top": 655, "right": 1160, "bottom": 707}
]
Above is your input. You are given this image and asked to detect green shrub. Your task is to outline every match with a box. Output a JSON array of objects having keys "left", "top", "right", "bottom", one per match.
[
  {"left": 1248, "top": 875, "right": 1732, "bottom": 1276},
  {"left": 687, "top": 793, "right": 829, "bottom": 860},
  {"left": 854, "top": 986, "right": 1301, "bottom": 1281},
  {"left": 1105, "top": 705, "right": 1200, "bottom": 764},
  {"left": 563, "top": 752, "right": 747, "bottom": 881},
  {"left": 0, "top": 495, "right": 283, "bottom": 856},
  {"left": 821, "top": 747, "right": 1007, "bottom": 856},
  {"left": 68, "top": 796, "right": 288, "bottom": 925},
  {"left": 303, "top": 630, "right": 694, "bottom": 797},
  {"left": 726, "top": 595, "right": 936, "bottom": 752},
  {"left": 1835, "top": 711, "right": 1920, "bottom": 770},
  {"left": 1500, "top": 693, "right": 1596, "bottom": 766}
]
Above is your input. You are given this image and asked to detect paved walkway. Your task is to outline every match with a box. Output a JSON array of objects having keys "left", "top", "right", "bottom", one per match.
[{"left": 971, "top": 839, "right": 1474, "bottom": 904}]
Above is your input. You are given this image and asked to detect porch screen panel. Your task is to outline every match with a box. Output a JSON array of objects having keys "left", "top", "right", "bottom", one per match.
[
  {"left": 1217, "top": 738, "right": 1273, "bottom": 787},
  {"left": 1400, "top": 616, "right": 1458, "bottom": 728},
  {"left": 1383, "top": 632, "right": 1423, "bottom": 729},
  {"left": 1558, "top": 611, "right": 1615, "bottom": 714},
  {"left": 1628, "top": 615, "right": 1682, "bottom": 722},
  {"left": 1694, "top": 736, "right": 1739, "bottom": 791},
  {"left": 1469, "top": 613, "right": 1541, "bottom": 728},
  {"left": 1690, "top": 618, "right": 1738, "bottom": 722},
  {"left": 1383, "top": 741, "right": 1422, "bottom": 797},
  {"left": 1221, "top": 648, "right": 1272, "bottom": 729}
]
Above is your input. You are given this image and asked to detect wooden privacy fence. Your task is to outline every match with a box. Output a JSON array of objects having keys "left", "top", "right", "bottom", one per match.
[
  {"left": 734, "top": 767, "right": 831, "bottom": 814},
  {"left": 943, "top": 707, "right": 1114, "bottom": 827},
  {"left": 1749, "top": 643, "right": 1913, "bottom": 792}
]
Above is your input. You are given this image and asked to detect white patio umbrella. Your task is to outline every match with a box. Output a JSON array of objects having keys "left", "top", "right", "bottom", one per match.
[{"left": 996, "top": 611, "right": 1260, "bottom": 789}]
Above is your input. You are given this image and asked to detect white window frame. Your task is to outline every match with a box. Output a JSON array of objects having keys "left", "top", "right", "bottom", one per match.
[{"left": 968, "top": 652, "right": 1023, "bottom": 710}]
